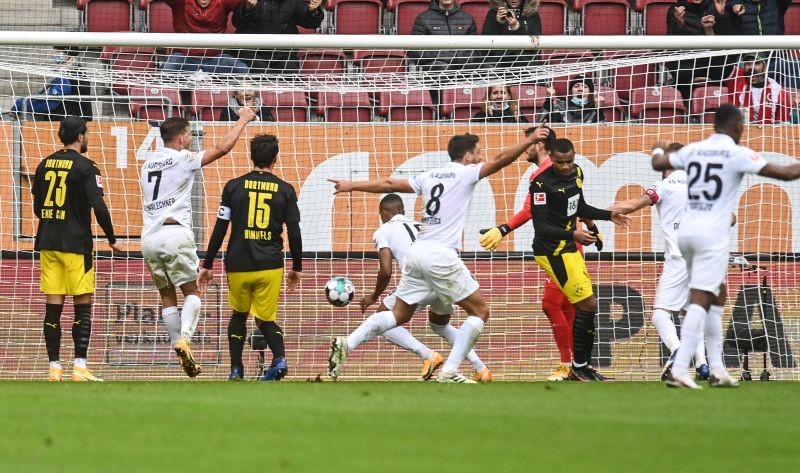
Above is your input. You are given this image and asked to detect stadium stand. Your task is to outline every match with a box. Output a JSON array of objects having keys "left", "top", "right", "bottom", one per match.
[
  {"left": 326, "top": 0, "right": 384, "bottom": 34},
  {"left": 77, "top": 0, "right": 134, "bottom": 32},
  {"left": 260, "top": 90, "right": 309, "bottom": 122},
  {"left": 191, "top": 89, "right": 231, "bottom": 121},
  {"left": 128, "top": 85, "right": 183, "bottom": 120},
  {"left": 139, "top": 0, "right": 174, "bottom": 33},
  {"left": 316, "top": 91, "right": 373, "bottom": 122},
  {"left": 377, "top": 90, "right": 436, "bottom": 121},
  {"left": 690, "top": 86, "right": 730, "bottom": 124},
  {"left": 630, "top": 86, "right": 686, "bottom": 123},
  {"left": 571, "top": 0, "right": 631, "bottom": 35}
]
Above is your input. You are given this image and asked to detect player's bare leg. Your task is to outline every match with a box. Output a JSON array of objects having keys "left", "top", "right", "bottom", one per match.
[
  {"left": 437, "top": 289, "right": 488, "bottom": 384},
  {"left": 428, "top": 312, "right": 489, "bottom": 382}
]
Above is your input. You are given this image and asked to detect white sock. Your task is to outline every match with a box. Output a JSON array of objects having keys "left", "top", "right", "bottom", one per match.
[
  {"left": 180, "top": 295, "right": 202, "bottom": 342},
  {"left": 162, "top": 306, "right": 181, "bottom": 346},
  {"left": 694, "top": 338, "right": 708, "bottom": 367},
  {"left": 704, "top": 305, "right": 724, "bottom": 373},
  {"left": 652, "top": 308, "right": 680, "bottom": 352},
  {"left": 430, "top": 321, "right": 485, "bottom": 371},
  {"left": 73, "top": 358, "right": 86, "bottom": 369},
  {"left": 50, "top": 361, "right": 62, "bottom": 369},
  {"left": 382, "top": 326, "right": 433, "bottom": 360},
  {"left": 346, "top": 311, "right": 397, "bottom": 353},
  {"left": 673, "top": 304, "right": 707, "bottom": 376},
  {"left": 441, "top": 316, "right": 484, "bottom": 373}
]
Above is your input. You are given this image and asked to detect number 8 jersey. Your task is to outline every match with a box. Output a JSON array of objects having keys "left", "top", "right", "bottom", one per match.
[
  {"left": 668, "top": 133, "right": 766, "bottom": 237},
  {"left": 140, "top": 148, "right": 204, "bottom": 237}
]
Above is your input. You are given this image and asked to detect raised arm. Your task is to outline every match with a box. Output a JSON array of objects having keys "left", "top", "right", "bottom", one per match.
[
  {"left": 758, "top": 162, "right": 800, "bottom": 181},
  {"left": 200, "top": 107, "right": 257, "bottom": 167},
  {"left": 480, "top": 127, "right": 549, "bottom": 179},
  {"left": 329, "top": 178, "right": 413, "bottom": 194}
]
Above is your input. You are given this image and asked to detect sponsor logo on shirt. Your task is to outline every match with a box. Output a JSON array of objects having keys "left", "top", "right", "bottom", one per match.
[
  {"left": 95, "top": 175, "right": 103, "bottom": 188},
  {"left": 533, "top": 193, "right": 546, "bottom": 205}
]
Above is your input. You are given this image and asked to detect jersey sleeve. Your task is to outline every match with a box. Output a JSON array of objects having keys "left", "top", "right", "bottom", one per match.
[
  {"left": 284, "top": 184, "right": 301, "bottom": 224},
  {"left": 644, "top": 180, "right": 661, "bottom": 205},
  {"left": 82, "top": 162, "right": 105, "bottom": 200},
  {"left": 668, "top": 147, "right": 687, "bottom": 170},
  {"left": 409, "top": 172, "right": 424, "bottom": 195},
  {"left": 179, "top": 150, "right": 204, "bottom": 171},
  {"left": 465, "top": 163, "right": 483, "bottom": 184},
  {"left": 217, "top": 181, "right": 233, "bottom": 221},
  {"left": 735, "top": 147, "right": 768, "bottom": 174},
  {"left": 506, "top": 193, "right": 532, "bottom": 231},
  {"left": 372, "top": 227, "right": 389, "bottom": 250}
]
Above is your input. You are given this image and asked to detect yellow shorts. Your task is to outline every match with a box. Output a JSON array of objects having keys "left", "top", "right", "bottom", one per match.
[
  {"left": 40, "top": 250, "right": 95, "bottom": 296},
  {"left": 227, "top": 268, "right": 283, "bottom": 322},
  {"left": 535, "top": 251, "right": 593, "bottom": 304}
]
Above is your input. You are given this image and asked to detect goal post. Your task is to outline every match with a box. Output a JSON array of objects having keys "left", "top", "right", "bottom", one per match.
[{"left": 0, "top": 33, "right": 799, "bottom": 381}]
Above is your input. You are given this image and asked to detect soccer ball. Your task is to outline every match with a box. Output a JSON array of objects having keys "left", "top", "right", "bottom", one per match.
[{"left": 324, "top": 276, "right": 356, "bottom": 307}]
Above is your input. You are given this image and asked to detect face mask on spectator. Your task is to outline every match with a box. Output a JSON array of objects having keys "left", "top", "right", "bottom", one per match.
[
  {"left": 52, "top": 53, "right": 66, "bottom": 65},
  {"left": 491, "top": 101, "right": 510, "bottom": 111},
  {"left": 571, "top": 97, "right": 588, "bottom": 107}
]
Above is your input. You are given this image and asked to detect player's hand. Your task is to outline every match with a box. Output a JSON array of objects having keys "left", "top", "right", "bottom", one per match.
[
  {"left": 108, "top": 241, "right": 123, "bottom": 253},
  {"left": 732, "top": 3, "right": 744, "bottom": 15},
  {"left": 610, "top": 211, "right": 631, "bottom": 228},
  {"left": 529, "top": 124, "right": 551, "bottom": 143},
  {"left": 573, "top": 226, "right": 597, "bottom": 245},
  {"left": 307, "top": 0, "right": 322, "bottom": 10},
  {"left": 359, "top": 293, "right": 378, "bottom": 313},
  {"left": 287, "top": 270, "right": 302, "bottom": 293},
  {"left": 237, "top": 106, "right": 257, "bottom": 123},
  {"left": 585, "top": 221, "right": 603, "bottom": 251},
  {"left": 478, "top": 224, "right": 510, "bottom": 251},
  {"left": 198, "top": 268, "right": 213, "bottom": 295},
  {"left": 328, "top": 178, "right": 353, "bottom": 194}
]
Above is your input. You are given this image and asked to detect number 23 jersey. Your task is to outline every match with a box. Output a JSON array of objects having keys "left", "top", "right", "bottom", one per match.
[{"left": 668, "top": 133, "right": 766, "bottom": 236}]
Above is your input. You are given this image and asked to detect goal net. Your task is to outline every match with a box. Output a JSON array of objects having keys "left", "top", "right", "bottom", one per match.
[{"left": 0, "top": 37, "right": 799, "bottom": 381}]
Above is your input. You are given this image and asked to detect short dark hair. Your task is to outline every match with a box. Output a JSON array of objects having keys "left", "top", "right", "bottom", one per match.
[
  {"left": 251, "top": 134, "right": 279, "bottom": 168},
  {"left": 714, "top": 104, "right": 742, "bottom": 131},
  {"left": 448, "top": 133, "right": 480, "bottom": 161},
  {"left": 552, "top": 138, "right": 574, "bottom": 155},
  {"left": 58, "top": 116, "right": 87, "bottom": 145},
  {"left": 525, "top": 126, "right": 556, "bottom": 151},
  {"left": 160, "top": 117, "right": 191, "bottom": 143},
  {"left": 380, "top": 193, "right": 405, "bottom": 212},
  {"left": 666, "top": 142, "right": 684, "bottom": 153}
]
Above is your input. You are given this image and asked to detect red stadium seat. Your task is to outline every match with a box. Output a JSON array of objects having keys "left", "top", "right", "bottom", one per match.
[
  {"left": 260, "top": 91, "right": 308, "bottom": 122},
  {"left": 595, "top": 85, "right": 626, "bottom": 122},
  {"left": 690, "top": 86, "right": 730, "bottom": 124},
  {"left": 785, "top": 1, "right": 800, "bottom": 35},
  {"left": 128, "top": 86, "right": 183, "bottom": 121},
  {"left": 571, "top": 0, "right": 630, "bottom": 35},
  {"left": 386, "top": 0, "right": 430, "bottom": 35},
  {"left": 602, "top": 50, "right": 656, "bottom": 102},
  {"left": 377, "top": 90, "right": 436, "bottom": 121},
  {"left": 316, "top": 92, "right": 373, "bottom": 122},
  {"left": 297, "top": 26, "right": 319, "bottom": 34},
  {"left": 139, "top": 0, "right": 173, "bottom": 33},
  {"left": 630, "top": 86, "right": 686, "bottom": 124},
  {"left": 459, "top": 0, "right": 491, "bottom": 33},
  {"left": 440, "top": 87, "right": 483, "bottom": 121},
  {"left": 108, "top": 47, "right": 157, "bottom": 95},
  {"left": 77, "top": 0, "right": 134, "bottom": 32},
  {"left": 513, "top": 83, "right": 548, "bottom": 121},
  {"left": 298, "top": 50, "right": 347, "bottom": 76},
  {"left": 633, "top": 0, "right": 676, "bottom": 35},
  {"left": 353, "top": 50, "right": 407, "bottom": 76},
  {"left": 326, "top": 0, "right": 383, "bottom": 34},
  {"left": 539, "top": 0, "right": 569, "bottom": 35},
  {"left": 191, "top": 90, "right": 232, "bottom": 121}
]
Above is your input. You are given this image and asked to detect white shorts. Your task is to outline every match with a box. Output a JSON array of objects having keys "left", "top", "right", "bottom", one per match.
[
  {"left": 653, "top": 254, "right": 689, "bottom": 311},
  {"left": 383, "top": 291, "right": 454, "bottom": 315},
  {"left": 677, "top": 232, "right": 729, "bottom": 297},
  {"left": 393, "top": 241, "right": 479, "bottom": 308},
  {"left": 141, "top": 224, "right": 199, "bottom": 290}
]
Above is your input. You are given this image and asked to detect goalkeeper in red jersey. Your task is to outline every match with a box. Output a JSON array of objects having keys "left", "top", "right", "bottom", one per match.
[{"left": 479, "top": 126, "right": 603, "bottom": 381}]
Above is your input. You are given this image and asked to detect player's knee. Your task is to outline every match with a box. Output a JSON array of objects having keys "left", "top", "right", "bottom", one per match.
[{"left": 428, "top": 312, "right": 450, "bottom": 325}]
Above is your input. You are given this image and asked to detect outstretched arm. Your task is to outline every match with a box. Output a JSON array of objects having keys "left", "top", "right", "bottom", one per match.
[
  {"left": 608, "top": 194, "right": 654, "bottom": 215},
  {"left": 758, "top": 162, "right": 800, "bottom": 181},
  {"left": 200, "top": 107, "right": 256, "bottom": 167},
  {"left": 480, "top": 126, "right": 549, "bottom": 179},
  {"left": 329, "top": 178, "right": 413, "bottom": 194}
]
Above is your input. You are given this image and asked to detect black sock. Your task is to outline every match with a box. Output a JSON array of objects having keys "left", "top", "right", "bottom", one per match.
[
  {"left": 228, "top": 312, "right": 248, "bottom": 371},
  {"left": 43, "top": 304, "right": 63, "bottom": 362},
  {"left": 72, "top": 304, "right": 92, "bottom": 359},
  {"left": 572, "top": 309, "right": 596, "bottom": 366},
  {"left": 258, "top": 321, "right": 285, "bottom": 362}
]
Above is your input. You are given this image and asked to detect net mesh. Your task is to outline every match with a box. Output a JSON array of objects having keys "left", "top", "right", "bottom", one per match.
[{"left": 0, "top": 42, "right": 799, "bottom": 381}]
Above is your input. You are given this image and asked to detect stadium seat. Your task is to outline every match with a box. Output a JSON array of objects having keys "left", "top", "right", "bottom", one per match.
[
  {"left": 633, "top": 0, "right": 676, "bottom": 35},
  {"left": 543, "top": 50, "right": 595, "bottom": 97},
  {"left": 386, "top": 0, "right": 430, "bottom": 35},
  {"left": 353, "top": 50, "right": 407, "bottom": 76},
  {"left": 539, "top": 0, "right": 569, "bottom": 35},
  {"left": 298, "top": 49, "right": 347, "bottom": 76},
  {"left": 139, "top": 0, "right": 173, "bottom": 33},
  {"left": 513, "top": 83, "right": 548, "bottom": 121},
  {"left": 107, "top": 47, "right": 157, "bottom": 95},
  {"left": 77, "top": 0, "right": 134, "bottom": 32},
  {"left": 316, "top": 92, "right": 373, "bottom": 122},
  {"left": 571, "top": 0, "right": 630, "bottom": 35},
  {"left": 297, "top": 25, "right": 319, "bottom": 34},
  {"left": 595, "top": 85, "right": 626, "bottom": 122},
  {"left": 690, "top": 86, "right": 730, "bottom": 124},
  {"left": 440, "top": 87, "right": 483, "bottom": 121},
  {"left": 128, "top": 86, "right": 183, "bottom": 121},
  {"left": 326, "top": 0, "right": 383, "bottom": 34},
  {"left": 260, "top": 91, "right": 308, "bottom": 122},
  {"left": 602, "top": 50, "right": 656, "bottom": 102},
  {"left": 785, "top": 1, "right": 800, "bottom": 35},
  {"left": 377, "top": 90, "right": 436, "bottom": 121},
  {"left": 459, "top": 0, "right": 492, "bottom": 33},
  {"left": 191, "top": 89, "right": 232, "bottom": 121},
  {"left": 630, "top": 86, "right": 686, "bottom": 124}
]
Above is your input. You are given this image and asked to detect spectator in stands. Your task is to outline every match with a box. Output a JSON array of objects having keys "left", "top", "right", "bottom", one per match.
[
  {"left": 9, "top": 47, "right": 92, "bottom": 122},
  {"left": 481, "top": 0, "right": 542, "bottom": 67},
  {"left": 219, "top": 89, "right": 275, "bottom": 121},
  {"left": 472, "top": 84, "right": 529, "bottom": 123},
  {"left": 665, "top": 0, "right": 735, "bottom": 103},
  {"left": 727, "top": 52, "right": 793, "bottom": 123},
  {"left": 409, "top": 0, "right": 477, "bottom": 71},
  {"left": 164, "top": 0, "right": 249, "bottom": 74},
  {"left": 232, "top": 0, "right": 324, "bottom": 73},
  {"left": 730, "top": 0, "right": 790, "bottom": 35},
  {"left": 540, "top": 77, "right": 604, "bottom": 123}
]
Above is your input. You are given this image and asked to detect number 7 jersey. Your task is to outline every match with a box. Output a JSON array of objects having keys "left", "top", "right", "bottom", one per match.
[
  {"left": 140, "top": 148, "right": 204, "bottom": 237},
  {"left": 668, "top": 133, "right": 766, "bottom": 236}
]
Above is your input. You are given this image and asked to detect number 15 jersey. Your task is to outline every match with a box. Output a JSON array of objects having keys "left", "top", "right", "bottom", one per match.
[
  {"left": 668, "top": 133, "right": 766, "bottom": 237},
  {"left": 140, "top": 148, "right": 205, "bottom": 237}
]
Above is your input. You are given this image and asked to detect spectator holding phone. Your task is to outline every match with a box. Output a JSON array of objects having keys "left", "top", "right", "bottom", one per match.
[{"left": 482, "top": 0, "right": 542, "bottom": 67}]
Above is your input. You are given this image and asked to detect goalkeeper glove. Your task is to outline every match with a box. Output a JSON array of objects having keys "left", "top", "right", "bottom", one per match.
[
  {"left": 478, "top": 224, "right": 511, "bottom": 251},
  {"left": 586, "top": 222, "right": 603, "bottom": 251}
]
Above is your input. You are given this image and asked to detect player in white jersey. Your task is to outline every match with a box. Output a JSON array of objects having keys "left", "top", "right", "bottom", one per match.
[
  {"left": 328, "top": 128, "right": 551, "bottom": 383},
  {"left": 611, "top": 143, "right": 710, "bottom": 380},
  {"left": 358, "top": 194, "right": 491, "bottom": 381},
  {"left": 140, "top": 111, "right": 255, "bottom": 377},
  {"left": 652, "top": 104, "right": 800, "bottom": 389}
]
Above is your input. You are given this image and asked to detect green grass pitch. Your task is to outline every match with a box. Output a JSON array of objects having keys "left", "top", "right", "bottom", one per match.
[{"left": 1, "top": 381, "right": 798, "bottom": 473}]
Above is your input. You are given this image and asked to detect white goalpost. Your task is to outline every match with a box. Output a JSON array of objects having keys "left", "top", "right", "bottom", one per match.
[{"left": 0, "top": 33, "right": 799, "bottom": 381}]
